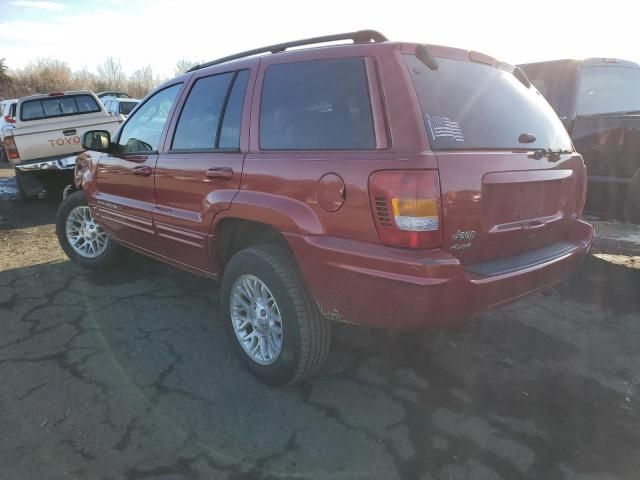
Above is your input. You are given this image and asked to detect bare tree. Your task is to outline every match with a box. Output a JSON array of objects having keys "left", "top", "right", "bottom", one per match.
[
  {"left": 4, "top": 57, "right": 169, "bottom": 99},
  {"left": 0, "top": 58, "right": 14, "bottom": 98},
  {"left": 97, "top": 57, "right": 126, "bottom": 91},
  {"left": 73, "top": 66, "right": 98, "bottom": 91},
  {"left": 128, "top": 65, "right": 155, "bottom": 98},
  {"left": 10, "top": 59, "right": 74, "bottom": 96},
  {"left": 174, "top": 59, "right": 198, "bottom": 76}
]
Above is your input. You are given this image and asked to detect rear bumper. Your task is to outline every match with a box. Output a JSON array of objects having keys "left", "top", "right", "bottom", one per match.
[
  {"left": 14, "top": 155, "right": 77, "bottom": 172},
  {"left": 286, "top": 219, "right": 593, "bottom": 330}
]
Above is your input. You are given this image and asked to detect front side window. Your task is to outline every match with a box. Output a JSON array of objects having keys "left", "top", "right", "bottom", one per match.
[
  {"left": 260, "top": 58, "right": 375, "bottom": 150},
  {"left": 118, "top": 84, "right": 181, "bottom": 154},
  {"left": 405, "top": 55, "right": 573, "bottom": 151},
  {"left": 578, "top": 66, "right": 640, "bottom": 115}
]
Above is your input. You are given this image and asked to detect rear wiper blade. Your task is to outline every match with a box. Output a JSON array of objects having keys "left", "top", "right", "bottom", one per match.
[{"left": 530, "top": 148, "right": 573, "bottom": 161}]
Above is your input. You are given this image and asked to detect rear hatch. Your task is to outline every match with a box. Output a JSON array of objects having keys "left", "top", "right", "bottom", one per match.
[{"left": 405, "top": 50, "right": 585, "bottom": 266}]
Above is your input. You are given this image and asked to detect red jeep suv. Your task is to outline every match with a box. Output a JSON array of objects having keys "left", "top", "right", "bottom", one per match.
[{"left": 56, "top": 31, "right": 593, "bottom": 386}]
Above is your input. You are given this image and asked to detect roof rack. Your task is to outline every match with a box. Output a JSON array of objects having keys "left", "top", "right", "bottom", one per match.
[{"left": 187, "top": 30, "right": 388, "bottom": 72}]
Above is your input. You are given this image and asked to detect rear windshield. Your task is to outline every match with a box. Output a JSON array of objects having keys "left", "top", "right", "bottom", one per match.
[
  {"left": 20, "top": 94, "right": 101, "bottom": 121},
  {"left": 405, "top": 55, "right": 572, "bottom": 151},
  {"left": 119, "top": 101, "right": 138, "bottom": 115},
  {"left": 578, "top": 66, "right": 640, "bottom": 115}
]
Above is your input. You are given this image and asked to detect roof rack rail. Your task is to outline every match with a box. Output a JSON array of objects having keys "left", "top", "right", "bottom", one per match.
[{"left": 187, "top": 30, "right": 388, "bottom": 72}]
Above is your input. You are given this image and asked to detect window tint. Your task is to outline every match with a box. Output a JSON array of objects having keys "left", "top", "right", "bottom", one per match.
[
  {"left": 219, "top": 70, "right": 249, "bottom": 149},
  {"left": 20, "top": 94, "right": 101, "bottom": 121},
  {"left": 405, "top": 55, "right": 572, "bottom": 151},
  {"left": 578, "top": 66, "right": 640, "bottom": 115},
  {"left": 118, "top": 84, "right": 181, "bottom": 153},
  {"left": 260, "top": 58, "right": 375, "bottom": 150},
  {"left": 119, "top": 101, "right": 138, "bottom": 116},
  {"left": 172, "top": 73, "right": 234, "bottom": 150},
  {"left": 21, "top": 101, "right": 45, "bottom": 120}
]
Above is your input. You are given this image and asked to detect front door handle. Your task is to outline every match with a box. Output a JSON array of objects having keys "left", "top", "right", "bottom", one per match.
[
  {"left": 206, "top": 167, "right": 233, "bottom": 180},
  {"left": 132, "top": 166, "right": 152, "bottom": 177}
]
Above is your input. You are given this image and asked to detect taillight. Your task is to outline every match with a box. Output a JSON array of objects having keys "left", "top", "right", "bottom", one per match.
[
  {"left": 3, "top": 135, "right": 19, "bottom": 161},
  {"left": 4, "top": 115, "right": 15, "bottom": 124},
  {"left": 369, "top": 170, "right": 442, "bottom": 249}
]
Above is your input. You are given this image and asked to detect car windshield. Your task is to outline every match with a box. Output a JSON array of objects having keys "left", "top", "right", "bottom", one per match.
[
  {"left": 405, "top": 55, "right": 573, "bottom": 151},
  {"left": 578, "top": 66, "right": 640, "bottom": 115}
]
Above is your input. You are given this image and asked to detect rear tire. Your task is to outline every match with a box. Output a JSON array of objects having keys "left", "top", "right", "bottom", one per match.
[
  {"left": 624, "top": 169, "right": 640, "bottom": 224},
  {"left": 56, "top": 190, "right": 125, "bottom": 269},
  {"left": 221, "top": 244, "right": 331, "bottom": 386}
]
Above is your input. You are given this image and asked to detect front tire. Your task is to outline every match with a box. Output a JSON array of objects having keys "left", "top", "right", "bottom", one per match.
[
  {"left": 56, "top": 190, "right": 125, "bottom": 269},
  {"left": 221, "top": 244, "right": 331, "bottom": 386}
]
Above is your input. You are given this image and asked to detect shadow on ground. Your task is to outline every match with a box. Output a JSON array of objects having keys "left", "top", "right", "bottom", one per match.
[{"left": 1, "top": 251, "right": 639, "bottom": 480}]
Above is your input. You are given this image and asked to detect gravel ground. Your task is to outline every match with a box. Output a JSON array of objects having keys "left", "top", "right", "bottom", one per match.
[{"left": 1, "top": 164, "right": 639, "bottom": 480}]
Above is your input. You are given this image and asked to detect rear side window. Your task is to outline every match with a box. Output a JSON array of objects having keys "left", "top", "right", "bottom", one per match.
[
  {"left": 219, "top": 70, "right": 249, "bottom": 149},
  {"left": 260, "top": 58, "right": 375, "bottom": 150},
  {"left": 172, "top": 69, "right": 248, "bottom": 151},
  {"left": 20, "top": 94, "right": 101, "bottom": 121},
  {"left": 405, "top": 55, "right": 573, "bottom": 151}
]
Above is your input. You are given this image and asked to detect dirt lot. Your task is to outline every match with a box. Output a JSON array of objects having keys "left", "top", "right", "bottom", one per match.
[{"left": 1, "top": 165, "right": 639, "bottom": 480}]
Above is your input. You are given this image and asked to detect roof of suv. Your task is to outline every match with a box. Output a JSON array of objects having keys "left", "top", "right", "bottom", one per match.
[
  {"left": 187, "top": 30, "right": 389, "bottom": 73},
  {"left": 168, "top": 30, "right": 517, "bottom": 91}
]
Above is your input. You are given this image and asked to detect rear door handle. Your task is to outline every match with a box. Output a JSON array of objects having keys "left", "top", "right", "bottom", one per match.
[
  {"left": 132, "top": 166, "right": 152, "bottom": 177},
  {"left": 206, "top": 167, "right": 233, "bottom": 180},
  {"left": 62, "top": 129, "right": 77, "bottom": 136}
]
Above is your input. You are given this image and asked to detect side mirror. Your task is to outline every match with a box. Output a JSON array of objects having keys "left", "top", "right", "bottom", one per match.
[{"left": 82, "top": 130, "right": 112, "bottom": 152}]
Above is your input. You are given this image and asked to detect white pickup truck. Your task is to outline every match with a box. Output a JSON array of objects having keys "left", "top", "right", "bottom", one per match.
[{"left": 3, "top": 91, "right": 122, "bottom": 199}]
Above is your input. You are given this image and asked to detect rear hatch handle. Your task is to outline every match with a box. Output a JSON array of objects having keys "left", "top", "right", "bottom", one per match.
[{"left": 62, "top": 128, "right": 77, "bottom": 136}]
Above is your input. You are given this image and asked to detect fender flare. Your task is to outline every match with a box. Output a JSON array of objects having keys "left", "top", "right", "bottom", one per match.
[{"left": 210, "top": 190, "right": 323, "bottom": 236}]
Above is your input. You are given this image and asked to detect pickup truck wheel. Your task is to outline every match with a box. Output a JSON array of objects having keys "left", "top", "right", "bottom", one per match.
[
  {"left": 221, "top": 244, "right": 331, "bottom": 386},
  {"left": 56, "top": 190, "right": 125, "bottom": 269},
  {"left": 624, "top": 170, "right": 640, "bottom": 224}
]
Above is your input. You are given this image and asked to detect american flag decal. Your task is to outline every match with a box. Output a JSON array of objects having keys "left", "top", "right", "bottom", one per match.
[{"left": 426, "top": 115, "right": 465, "bottom": 142}]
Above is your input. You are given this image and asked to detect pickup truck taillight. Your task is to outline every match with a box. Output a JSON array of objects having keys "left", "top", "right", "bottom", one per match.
[
  {"left": 369, "top": 170, "right": 442, "bottom": 249},
  {"left": 3, "top": 135, "right": 19, "bottom": 161},
  {"left": 4, "top": 115, "right": 15, "bottom": 124}
]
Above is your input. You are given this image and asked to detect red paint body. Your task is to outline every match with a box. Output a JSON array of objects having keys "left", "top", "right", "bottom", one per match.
[{"left": 76, "top": 40, "right": 593, "bottom": 329}]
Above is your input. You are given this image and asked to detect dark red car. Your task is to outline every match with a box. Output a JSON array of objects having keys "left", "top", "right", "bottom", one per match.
[{"left": 56, "top": 31, "right": 593, "bottom": 386}]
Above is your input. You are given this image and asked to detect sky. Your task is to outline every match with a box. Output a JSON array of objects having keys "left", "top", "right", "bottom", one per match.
[{"left": 0, "top": 0, "right": 639, "bottom": 79}]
